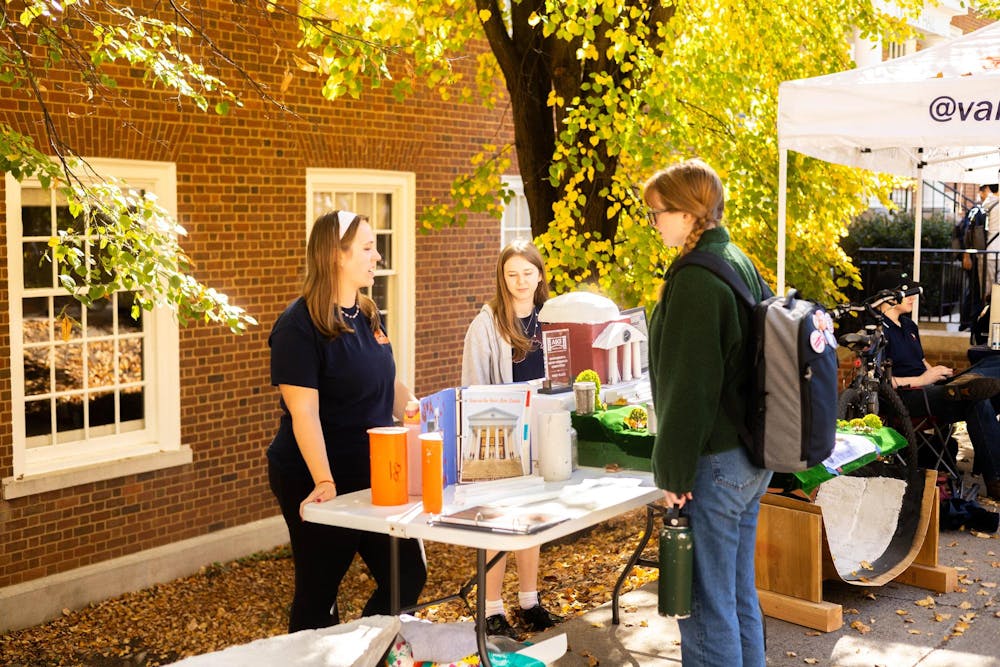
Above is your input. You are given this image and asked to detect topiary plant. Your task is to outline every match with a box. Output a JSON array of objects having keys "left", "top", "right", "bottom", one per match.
[
  {"left": 624, "top": 406, "right": 647, "bottom": 431},
  {"left": 575, "top": 369, "right": 604, "bottom": 411}
]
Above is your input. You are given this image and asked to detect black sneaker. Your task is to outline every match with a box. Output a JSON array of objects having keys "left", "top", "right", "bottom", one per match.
[
  {"left": 519, "top": 604, "right": 562, "bottom": 631},
  {"left": 485, "top": 613, "right": 519, "bottom": 639}
]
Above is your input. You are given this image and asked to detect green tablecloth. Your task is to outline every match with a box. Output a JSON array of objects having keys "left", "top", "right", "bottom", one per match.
[
  {"left": 571, "top": 407, "right": 907, "bottom": 491},
  {"left": 790, "top": 427, "right": 908, "bottom": 493}
]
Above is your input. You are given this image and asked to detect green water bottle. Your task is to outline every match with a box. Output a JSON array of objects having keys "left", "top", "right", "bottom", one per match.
[{"left": 658, "top": 506, "right": 693, "bottom": 618}]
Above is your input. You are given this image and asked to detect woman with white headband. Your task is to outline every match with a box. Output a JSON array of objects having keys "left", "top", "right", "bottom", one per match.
[{"left": 267, "top": 210, "right": 426, "bottom": 632}]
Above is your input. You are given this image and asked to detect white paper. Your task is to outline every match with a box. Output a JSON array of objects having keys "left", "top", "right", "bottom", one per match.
[{"left": 821, "top": 433, "right": 878, "bottom": 471}]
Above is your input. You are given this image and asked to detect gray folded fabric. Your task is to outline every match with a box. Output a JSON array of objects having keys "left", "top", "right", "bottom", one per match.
[{"left": 398, "top": 616, "right": 478, "bottom": 663}]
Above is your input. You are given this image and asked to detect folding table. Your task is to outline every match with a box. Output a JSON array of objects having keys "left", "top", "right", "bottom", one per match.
[{"left": 304, "top": 467, "right": 662, "bottom": 666}]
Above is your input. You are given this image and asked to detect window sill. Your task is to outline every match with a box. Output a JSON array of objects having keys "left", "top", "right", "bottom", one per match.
[{"left": 2, "top": 446, "right": 193, "bottom": 499}]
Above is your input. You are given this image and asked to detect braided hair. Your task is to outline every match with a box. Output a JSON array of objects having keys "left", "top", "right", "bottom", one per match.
[{"left": 643, "top": 158, "right": 724, "bottom": 256}]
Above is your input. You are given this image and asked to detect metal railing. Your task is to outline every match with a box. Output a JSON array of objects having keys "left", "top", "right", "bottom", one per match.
[{"left": 839, "top": 248, "right": 1000, "bottom": 324}]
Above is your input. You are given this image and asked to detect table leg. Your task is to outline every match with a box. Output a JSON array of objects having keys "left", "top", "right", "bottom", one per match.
[
  {"left": 476, "top": 548, "right": 493, "bottom": 667},
  {"left": 612, "top": 504, "right": 662, "bottom": 625},
  {"left": 390, "top": 535, "right": 400, "bottom": 615}
]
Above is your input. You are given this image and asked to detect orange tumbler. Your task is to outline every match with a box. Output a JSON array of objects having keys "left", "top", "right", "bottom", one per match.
[
  {"left": 419, "top": 432, "right": 444, "bottom": 514},
  {"left": 368, "top": 426, "right": 409, "bottom": 506}
]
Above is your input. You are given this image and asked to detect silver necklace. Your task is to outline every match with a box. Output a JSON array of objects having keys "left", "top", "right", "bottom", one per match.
[
  {"left": 519, "top": 309, "right": 538, "bottom": 337},
  {"left": 340, "top": 304, "right": 360, "bottom": 320}
]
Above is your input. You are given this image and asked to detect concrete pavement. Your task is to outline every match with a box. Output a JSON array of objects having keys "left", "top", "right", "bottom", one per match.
[{"left": 535, "top": 502, "right": 1000, "bottom": 666}]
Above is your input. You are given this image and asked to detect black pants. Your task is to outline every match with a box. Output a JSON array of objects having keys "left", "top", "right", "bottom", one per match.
[
  {"left": 268, "top": 460, "right": 427, "bottom": 632},
  {"left": 898, "top": 386, "right": 1000, "bottom": 482}
]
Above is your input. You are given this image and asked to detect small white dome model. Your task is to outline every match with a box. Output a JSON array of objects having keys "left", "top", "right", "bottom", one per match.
[{"left": 538, "top": 291, "right": 620, "bottom": 324}]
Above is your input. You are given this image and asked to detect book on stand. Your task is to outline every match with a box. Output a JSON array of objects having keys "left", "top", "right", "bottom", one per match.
[
  {"left": 418, "top": 384, "right": 535, "bottom": 486},
  {"left": 419, "top": 388, "right": 459, "bottom": 486},
  {"left": 458, "top": 384, "right": 533, "bottom": 483}
]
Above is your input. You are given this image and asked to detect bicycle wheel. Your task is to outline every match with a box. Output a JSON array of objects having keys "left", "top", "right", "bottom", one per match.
[
  {"left": 837, "top": 387, "right": 866, "bottom": 421},
  {"left": 877, "top": 384, "right": 919, "bottom": 478}
]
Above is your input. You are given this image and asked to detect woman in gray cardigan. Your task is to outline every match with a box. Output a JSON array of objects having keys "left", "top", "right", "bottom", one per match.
[{"left": 460, "top": 240, "right": 559, "bottom": 639}]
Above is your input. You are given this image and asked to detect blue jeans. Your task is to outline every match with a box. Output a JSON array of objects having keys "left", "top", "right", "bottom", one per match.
[{"left": 678, "top": 446, "right": 772, "bottom": 667}]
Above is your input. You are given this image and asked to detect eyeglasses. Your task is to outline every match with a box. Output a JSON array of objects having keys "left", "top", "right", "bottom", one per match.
[{"left": 645, "top": 208, "right": 672, "bottom": 225}]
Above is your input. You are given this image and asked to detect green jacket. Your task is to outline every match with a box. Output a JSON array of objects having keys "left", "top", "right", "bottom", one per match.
[{"left": 648, "top": 227, "right": 762, "bottom": 493}]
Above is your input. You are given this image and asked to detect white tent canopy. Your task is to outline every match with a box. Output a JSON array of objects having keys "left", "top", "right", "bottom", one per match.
[{"left": 776, "top": 21, "right": 1000, "bottom": 293}]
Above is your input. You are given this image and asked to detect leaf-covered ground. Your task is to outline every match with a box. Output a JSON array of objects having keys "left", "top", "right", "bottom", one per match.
[{"left": 1, "top": 508, "right": 657, "bottom": 667}]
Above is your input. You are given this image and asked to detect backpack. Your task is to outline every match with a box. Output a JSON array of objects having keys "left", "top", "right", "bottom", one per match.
[
  {"left": 964, "top": 201, "right": 998, "bottom": 251},
  {"left": 669, "top": 251, "right": 838, "bottom": 473}
]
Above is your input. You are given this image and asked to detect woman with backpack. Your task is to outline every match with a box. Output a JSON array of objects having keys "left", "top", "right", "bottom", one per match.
[{"left": 643, "top": 159, "right": 772, "bottom": 667}]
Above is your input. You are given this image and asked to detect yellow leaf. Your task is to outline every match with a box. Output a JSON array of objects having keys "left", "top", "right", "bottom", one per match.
[
  {"left": 850, "top": 620, "right": 871, "bottom": 634},
  {"left": 478, "top": 9, "right": 492, "bottom": 21},
  {"left": 60, "top": 315, "right": 73, "bottom": 342},
  {"left": 959, "top": 601, "right": 973, "bottom": 610},
  {"left": 280, "top": 70, "right": 293, "bottom": 94},
  {"left": 915, "top": 596, "right": 935, "bottom": 607}
]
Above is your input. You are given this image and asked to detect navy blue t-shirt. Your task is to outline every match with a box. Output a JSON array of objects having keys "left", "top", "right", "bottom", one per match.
[
  {"left": 881, "top": 314, "right": 926, "bottom": 378},
  {"left": 267, "top": 297, "right": 395, "bottom": 489},
  {"left": 512, "top": 309, "right": 544, "bottom": 382}
]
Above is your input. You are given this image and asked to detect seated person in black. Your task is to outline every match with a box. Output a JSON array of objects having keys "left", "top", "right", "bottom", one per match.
[{"left": 873, "top": 269, "right": 1000, "bottom": 500}]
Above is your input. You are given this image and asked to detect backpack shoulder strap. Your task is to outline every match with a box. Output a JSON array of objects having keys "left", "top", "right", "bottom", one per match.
[
  {"left": 670, "top": 250, "right": 769, "bottom": 306},
  {"left": 668, "top": 250, "right": 760, "bottom": 451}
]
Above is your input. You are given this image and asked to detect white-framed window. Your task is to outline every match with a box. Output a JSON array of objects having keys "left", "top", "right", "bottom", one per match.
[
  {"left": 500, "top": 175, "right": 531, "bottom": 248},
  {"left": 3, "top": 159, "right": 185, "bottom": 499},
  {"left": 305, "top": 169, "right": 416, "bottom": 387}
]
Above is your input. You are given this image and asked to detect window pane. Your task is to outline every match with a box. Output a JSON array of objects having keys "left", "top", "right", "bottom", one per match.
[
  {"left": 119, "top": 338, "right": 144, "bottom": 383},
  {"left": 371, "top": 276, "right": 389, "bottom": 312},
  {"left": 22, "top": 241, "right": 52, "bottom": 288},
  {"left": 121, "top": 387, "right": 144, "bottom": 423},
  {"left": 117, "top": 292, "right": 143, "bottom": 333},
  {"left": 22, "top": 206, "right": 52, "bottom": 237},
  {"left": 23, "top": 297, "right": 50, "bottom": 344},
  {"left": 25, "top": 399, "right": 52, "bottom": 441},
  {"left": 88, "top": 340, "right": 116, "bottom": 390},
  {"left": 89, "top": 390, "right": 116, "bottom": 429},
  {"left": 334, "top": 192, "right": 353, "bottom": 212},
  {"left": 54, "top": 189, "right": 79, "bottom": 233},
  {"left": 87, "top": 298, "right": 114, "bottom": 337},
  {"left": 54, "top": 344, "right": 83, "bottom": 391},
  {"left": 355, "top": 193, "right": 374, "bottom": 221},
  {"left": 53, "top": 295, "right": 82, "bottom": 341},
  {"left": 376, "top": 193, "right": 392, "bottom": 230},
  {"left": 377, "top": 232, "right": 392, "bottom": 270},
  {"left": 23, "top": 346, "right": 51, "bottom": 397},
  {"left": 313, "top": 192, "right": 335, "bottom": 216},
  {"left": 55, "top": 395, "right": 84, "bottom": 435}
]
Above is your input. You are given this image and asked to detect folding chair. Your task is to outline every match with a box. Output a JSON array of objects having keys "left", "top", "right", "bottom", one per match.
[
  {"left": 893, "top": 388, "right": 960, "bottom": 480},
  {"left": 911, "top": 414, "right": 959, "bottom": 479}
]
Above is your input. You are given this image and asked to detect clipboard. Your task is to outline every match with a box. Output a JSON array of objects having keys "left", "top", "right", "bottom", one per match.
[{"left": 428, "top": 505, "right": 569, "bottom": 534}]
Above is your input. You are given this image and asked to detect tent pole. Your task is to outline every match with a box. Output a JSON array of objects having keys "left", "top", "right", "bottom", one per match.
[
  {"left": 913, "top": 166, "right": 924, "bottom": 320},
  {"left": 778, "top": 147, "right": 787, "bottom": 294}
]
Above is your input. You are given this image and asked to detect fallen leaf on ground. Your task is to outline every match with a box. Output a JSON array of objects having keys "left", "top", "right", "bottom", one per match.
[
  {"left": 915, "top": 596, "right": 935, "bottom": 607},
  {"left": 850, "top": 620, "right": 871, "bottom": 634}
]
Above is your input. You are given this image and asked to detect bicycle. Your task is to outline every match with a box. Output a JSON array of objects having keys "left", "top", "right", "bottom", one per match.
[{"left": 830, "top": 286, "right": 922, "bottom": 475}]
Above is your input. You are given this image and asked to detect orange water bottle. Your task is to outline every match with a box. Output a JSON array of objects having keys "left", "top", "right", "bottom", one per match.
[
  {"left": 404, "top": 401, "right": 423, "bottom": 496},
  {"left": 368, "top": 426, "right": 409, "bottom": 506},
  {"left": 419, "top": 432, "right": 444, "bottom": 514}
]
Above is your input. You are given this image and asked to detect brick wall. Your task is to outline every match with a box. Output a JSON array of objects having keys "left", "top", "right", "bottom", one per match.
[{"left": 0, "top": 5, "right": 511, "bottom": 588}]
